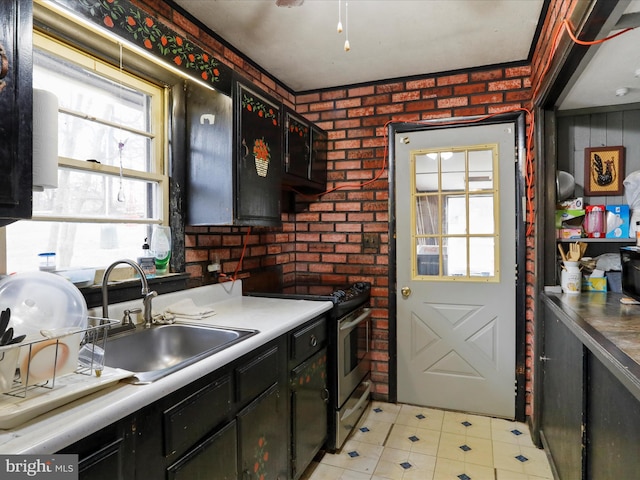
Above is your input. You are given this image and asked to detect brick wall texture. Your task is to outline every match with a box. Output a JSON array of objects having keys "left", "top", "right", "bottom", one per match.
[{"left": 135, "top": 0, "right": 580, "bottom": 417}]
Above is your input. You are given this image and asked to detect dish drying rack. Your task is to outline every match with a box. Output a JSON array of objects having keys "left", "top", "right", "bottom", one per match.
[{"left": 0, "top": 316, "right": 119, "bottom": 399}]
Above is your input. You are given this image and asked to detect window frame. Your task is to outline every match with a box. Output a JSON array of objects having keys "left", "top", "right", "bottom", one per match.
[
  {"left": 411, "top": 144, "right": 501, "bottom": 282},
  {"left": 31, "top": 30, "right": 169, "bottom": 225}
]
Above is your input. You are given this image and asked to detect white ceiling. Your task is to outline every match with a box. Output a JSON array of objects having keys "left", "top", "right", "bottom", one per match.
[
  {"left": 558, "top": 0, "right": 640, "bottom": 110},
  {"left": 174, "top": 0, "right": 544, "bottom": 92},
  {"left": 173, "top": 0, "right": 640, "bottom": 110}
]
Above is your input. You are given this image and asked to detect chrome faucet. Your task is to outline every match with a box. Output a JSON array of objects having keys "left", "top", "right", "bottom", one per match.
[{"left": 101, "top": 259, "right": 158, "bottom": 329}]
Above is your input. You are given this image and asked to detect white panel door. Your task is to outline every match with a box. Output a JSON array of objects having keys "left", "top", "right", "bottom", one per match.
[{"left": 395, "top": 122, "right": 516, "bottom": 418}]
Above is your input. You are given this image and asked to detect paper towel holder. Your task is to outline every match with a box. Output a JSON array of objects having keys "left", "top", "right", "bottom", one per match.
[{"left": 32, "top": 89, "right": 59, "bottom": 192}]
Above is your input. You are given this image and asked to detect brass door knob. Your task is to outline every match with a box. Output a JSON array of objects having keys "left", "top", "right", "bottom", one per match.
[{"left": 401, "top": 286, "right": 411, "bottom": 298}]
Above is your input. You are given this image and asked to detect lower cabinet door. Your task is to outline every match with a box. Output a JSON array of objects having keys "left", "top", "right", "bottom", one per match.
[
  {"left": 167, "top": 420, "right": 237, "bottom": 480},
  {"left": 291, "top": 348, "right": 328, "bottom": 479},
  {"left": 238, "top": 383, "right": 288, "bottom": 480}
]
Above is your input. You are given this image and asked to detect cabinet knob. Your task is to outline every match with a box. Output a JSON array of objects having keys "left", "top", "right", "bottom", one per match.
[{"left": 309, "top": 334, "right": 317, "bottom": 347}]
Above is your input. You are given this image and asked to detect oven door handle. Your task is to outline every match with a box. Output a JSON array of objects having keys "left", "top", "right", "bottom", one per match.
[
  {"left": 340, "top": 381, "right": 371, "bottom": 422},
  {"left": 339, "top": 308, "right": 371, "bottom": 331}
]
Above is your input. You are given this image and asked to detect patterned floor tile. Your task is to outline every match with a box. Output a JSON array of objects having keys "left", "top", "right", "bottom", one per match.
[
  {"left": 385, "top": 424, "right": 441, "bottom": 457},
  {"left": 371, "top": 447, "right": 437, "bottom": 480},
  {"left": 493, "top": 441, "right": 553, "bottom": 478},
  {"left": 320, "top": 438, "right": 385, "bottom": 475},
  {"left": 490, "top": 417, "right": 536, "bottom": 447},
  {"left": 302, "top": 402, "right": 554, "bottom": 480},
  {"left": 437, "top": 432, "right": 494, "bottom": 467},
  {"left": 432, "top": 457, "right": 496, "bottom": 480},
  {"left": 364, "top": 401, "right": 402, "bottom": 424},
  {"left": 441, "top": 411, "right": 492, "bottom": 439},
  {"left": 302, "top": 462, "right": 373, "bottom": 480},
  {"left": 352, "top": 416, "right": 395, "bottom": 446},
  {"left": 395, "top": 405, "right": 445, "bottom": 431}
]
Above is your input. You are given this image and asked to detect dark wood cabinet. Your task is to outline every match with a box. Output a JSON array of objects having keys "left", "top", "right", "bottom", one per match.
[
  {"left": 59, "top": 415, "right": 135, "bottom": 480},
  {"left": 234, "top": 78, "right": 282, "bottom": 226},
  {"left": 585, "top": 351, "right": 640, "bottom": 479},
  {"left": 289, "top": 316, "right": 328, "bottom": 479},
  {"left": 540, "top": 303, "right": 584, "bottom": 480},
  {"left": 167, "top": 420, "right": 238, "bottom": 480},
  {"left": 0, "top": 0, "right": 32, "bottom": 226},
  {"left": 238, "top": 383, "right": 289, "bottom": 480},
  {"left": 186, "top": 76, "right": 281, "bottom": 226},
  {"left": 283, "top": 108, "right": 327, "bottom": 193},
  {"left": 540, "top": 296, "right": 640, "bottom": 479}
]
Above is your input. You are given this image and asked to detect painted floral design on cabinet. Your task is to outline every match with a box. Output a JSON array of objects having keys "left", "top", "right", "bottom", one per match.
[{"left": 52, "top": 0, "right": 232, "bottom": 93}]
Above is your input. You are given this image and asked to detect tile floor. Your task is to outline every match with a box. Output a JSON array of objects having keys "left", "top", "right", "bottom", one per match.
[{"left": 301, "top": 401, "right": 554, "bottom": 480}]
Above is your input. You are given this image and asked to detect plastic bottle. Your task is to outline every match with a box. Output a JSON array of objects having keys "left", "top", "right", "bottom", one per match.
[
  {"left": 137, "top": 238, "right": 156, "bottom": 278},
  {"left": 150, "top": 226, "right": 171, "bottom": 275}
]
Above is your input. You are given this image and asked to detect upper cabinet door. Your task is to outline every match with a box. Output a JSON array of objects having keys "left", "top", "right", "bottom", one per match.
[
  {"left": 282, "top": 107, "right": 327, "bottom": 194},
  {"left": 234, "top": 79, "right": 282, "bottom": 226},
  {"left": 0, "top": 0, "right": 32, "bottom": 226},
  {"left": 284, "top": 109, "right": 311, "bottom": 180},
  {"left": 309, "top": 126, "right": 328, "bottom": 188}
]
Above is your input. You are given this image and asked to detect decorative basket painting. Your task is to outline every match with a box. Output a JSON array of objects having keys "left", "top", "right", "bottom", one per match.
[
  {"left": 253, "top": 138, "right": 270, "bottom": 177},
  {"left": 584, "top": 146, "right": 625, "bottom": 196}
]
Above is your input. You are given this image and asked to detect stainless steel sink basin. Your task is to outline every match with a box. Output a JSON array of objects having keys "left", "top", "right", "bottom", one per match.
[{"left": 104, "top": 324, "right": 258, "bottom": 383}]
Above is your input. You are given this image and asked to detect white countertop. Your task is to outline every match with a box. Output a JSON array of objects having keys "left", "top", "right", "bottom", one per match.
[{"left": 0, "top": 281, "right": 332, "bottom": 454}]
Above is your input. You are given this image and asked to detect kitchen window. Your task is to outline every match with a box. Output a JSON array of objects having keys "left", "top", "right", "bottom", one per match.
[
  {"left": 413, "top": 146, "right": 500, "bottom": 281},
  {"left": 4, "top": 31, "right": 168, "bottom": 274}
]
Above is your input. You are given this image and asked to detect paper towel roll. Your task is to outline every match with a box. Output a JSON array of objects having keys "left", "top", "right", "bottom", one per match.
[{"left": 32, "top": 89, "right": 59, "bottom": 191}]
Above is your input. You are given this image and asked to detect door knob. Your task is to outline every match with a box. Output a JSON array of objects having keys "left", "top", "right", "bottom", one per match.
[{"left": 401, "top": 286, "right": 411, "bottom": 298}]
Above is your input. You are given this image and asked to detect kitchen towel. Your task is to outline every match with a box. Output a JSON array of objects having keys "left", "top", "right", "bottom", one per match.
[{"left": 164, "top": 298, "right": 216, "bottom": 319}]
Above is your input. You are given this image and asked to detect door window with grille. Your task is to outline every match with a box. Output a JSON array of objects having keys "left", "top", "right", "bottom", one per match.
[{"left": 412, "top": 145, "right": 500, "bottom": 281}]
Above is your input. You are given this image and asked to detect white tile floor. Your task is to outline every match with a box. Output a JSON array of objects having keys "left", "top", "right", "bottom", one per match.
[{"left": 301, "top": 401, "right": 554, "bottom": 480}]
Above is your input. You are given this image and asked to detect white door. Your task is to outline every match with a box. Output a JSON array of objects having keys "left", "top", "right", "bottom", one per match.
[{"left": 395, "top": 122, "right": 516, "bottom": 419}]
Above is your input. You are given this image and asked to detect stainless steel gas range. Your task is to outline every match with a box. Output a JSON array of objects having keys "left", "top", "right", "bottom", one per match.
[{"left": 250, "top": 281, "right": 372, "bottom": 451}]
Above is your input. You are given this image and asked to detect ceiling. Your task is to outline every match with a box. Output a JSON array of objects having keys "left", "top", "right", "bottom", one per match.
[
  {"left": 558, "top": 0, "right": 640, "bottom": 110},
  {"left": 173, "top": 0, "right": 640, "bottom": 110},
  {"left": 173, "top": 0, "right": 545, "bottom": 92}
]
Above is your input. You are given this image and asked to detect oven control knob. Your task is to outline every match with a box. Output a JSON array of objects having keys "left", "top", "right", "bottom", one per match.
[{"left": 401, "top": 286, "right": 411, "bottom": 298}]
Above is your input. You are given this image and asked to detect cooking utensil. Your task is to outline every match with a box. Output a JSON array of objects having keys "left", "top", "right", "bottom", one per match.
[
  {"left": 569, "top": 242, "right": 581, "bottom": 261},
  {"left": 558, "top": 244, "right": 567, "bottom": 262}
]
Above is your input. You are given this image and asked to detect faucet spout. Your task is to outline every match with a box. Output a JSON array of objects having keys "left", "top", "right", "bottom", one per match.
[{"left": 101, "top": 259, "right": 157, "bottom": 330}]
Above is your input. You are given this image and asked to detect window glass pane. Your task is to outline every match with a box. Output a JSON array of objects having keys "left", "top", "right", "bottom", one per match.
[
  {"left": 441, "top": 152, "right": 465, "bottom": 191},
  {"left": 415, "top": 154, "right": 438, "bottom": 192},
  {"left": 59, "top": 113, "right": 152, "bottom": 171},
  {"left": 416, "top": 196, "right": 438, "bottom": 235},
  {"left": 469, "top": 237, "right": 495, "bottom": 276},
  {"left": 468, "top": 149, "right": 493, "bottom": 190},
  {"left": 468, "top": 195, "right": 494, "bottom": 234},
  {"left": 444, "top": 195, "right": 466, "bottom": 235},
  {"left": 33, "top": 168, "right": 159, "bottom": 221},
  {"left": 6, "top": 222, "right": 151, "bottom": 273},
  {"left": 34, "top": 50, "right": 151, "bottom": 134},
  {"left": 417, "top": 240, "right": 440, "bottom": 276},
  {"left": 443, "top": 237, "right": 465, "bottom": 276}
]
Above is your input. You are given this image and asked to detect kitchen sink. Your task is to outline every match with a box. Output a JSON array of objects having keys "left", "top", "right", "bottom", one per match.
[{"left": 103, "top": 324, "right": 258, "bottom": 384}]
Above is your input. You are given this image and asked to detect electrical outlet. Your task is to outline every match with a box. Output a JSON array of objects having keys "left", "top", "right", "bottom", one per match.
[{"left": 363, "top": 233, "right": 379, "bottom": 249}]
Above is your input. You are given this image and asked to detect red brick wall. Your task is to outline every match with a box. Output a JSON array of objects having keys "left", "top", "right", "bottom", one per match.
[
  {"left": 131, "top": 0, "right": 578, "bottom": 412},
  {"left": 296, "top": 70, "right": 532, "bottom": 399}
]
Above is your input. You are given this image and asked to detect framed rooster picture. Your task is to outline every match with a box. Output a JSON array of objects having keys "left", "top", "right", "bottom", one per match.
[{"left": 584, "top": 146, "right": 625, "bottom": 196}]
